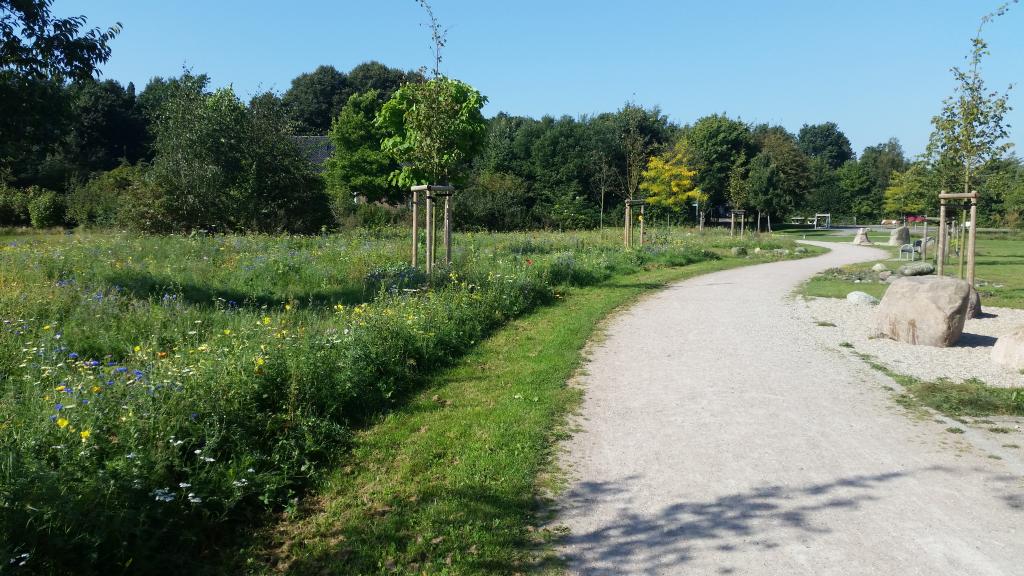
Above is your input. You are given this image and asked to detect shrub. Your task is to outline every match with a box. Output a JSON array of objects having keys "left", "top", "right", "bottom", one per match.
[
  {"left": 27, "top": 187, "right": 65, "bottom": 228},
  {"left": 67, "top": 164, "right": 143, "bottom": 227},
  {"left": 139, "top": 79, "right": 332, "bottom": 233},
  {"left": 0, "top": 185, "right": 31, "bottom": 225}
]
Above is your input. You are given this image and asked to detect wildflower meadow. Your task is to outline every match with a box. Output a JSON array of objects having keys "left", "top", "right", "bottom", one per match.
[{"left": 0, "top": 227, "right": 801, "bottom": 573}]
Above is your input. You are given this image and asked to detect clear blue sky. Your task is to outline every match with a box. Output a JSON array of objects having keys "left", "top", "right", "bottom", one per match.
[{"left": 60, "top": 1, "right": 1022, "bottom": 157}]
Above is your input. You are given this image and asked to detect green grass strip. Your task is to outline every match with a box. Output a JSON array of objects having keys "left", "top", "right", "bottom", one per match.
[{"left": 254, "top": 259, "right": 748, "bottom": 575}]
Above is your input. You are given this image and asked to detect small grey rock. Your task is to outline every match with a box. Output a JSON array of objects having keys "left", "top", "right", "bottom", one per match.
[
  {"left": 871, "top": 263, "right": 888, "bottom": 272},
  {"left": 878, "top": 270, "right": 892, "bottom": 281},
  {"left": 898, "top": 262, "right": 935, "bottom": 276},
  {"left": 731, "top": 246, "right": 747, "bottom": 256},
  {"left": 794, "top": 247, "right": 808, "bottom": 254},
  {"left": 847, "top": 291, "right": 879, "bottom": 305}
]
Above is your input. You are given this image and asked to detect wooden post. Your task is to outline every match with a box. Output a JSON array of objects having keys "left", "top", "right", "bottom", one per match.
[
  {"left": 730, "top": 211, "right": 735, "bottom": 237},
  {"left": 639, "top": 204, "right": 645, "bottom": 246},
  {"left": 624, "top": 203, "right": 631, "bottom": 248},
  {"left": 411, "top": 189, "right": 419, "bottom": 267},
  {"left": 425, "top": 193, "right": 433, "bottom": 274},
  {"left": 967, "top": 195, "right": 978, "bottom": 287},
  {"left": 443, "top": 193, "right": 452, "bottom": 265},
  {"left": 936, "top": 201, "right": 946, "bottom": 273},
  {"left": 958, "top": 208, "right": 967, "bottom": 279},
  {"left": 922, "top": 218, "right": 928, "bottom": 260},
  {"left": 740, "top": 212, "right": 745, "bottom": 236}
]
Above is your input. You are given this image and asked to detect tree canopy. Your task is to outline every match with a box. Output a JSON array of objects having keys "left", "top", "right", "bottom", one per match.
[
  {"left": 375, "top": 76, "right": 488, "bottom": 186},
  {"left": 797, "top": 122, "right": 854, "bottom": 170}
]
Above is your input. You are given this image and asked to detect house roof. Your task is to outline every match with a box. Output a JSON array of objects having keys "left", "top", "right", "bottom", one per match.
[{"left": 292, "top": 136, "right": 334, "bottom": 167}]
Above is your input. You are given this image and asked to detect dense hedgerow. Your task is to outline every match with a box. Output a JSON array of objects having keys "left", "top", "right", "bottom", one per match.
[{"left": 0, "top": 228, "right": 797, "bottom": 573}]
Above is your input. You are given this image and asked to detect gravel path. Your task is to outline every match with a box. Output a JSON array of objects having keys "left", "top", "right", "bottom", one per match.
[{"left": 558, "top": 241, "right": 1024, "bottom": 576}]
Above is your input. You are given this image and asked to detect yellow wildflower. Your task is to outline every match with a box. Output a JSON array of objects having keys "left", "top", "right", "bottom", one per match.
[
  {"left": 56, "top": 417, "right": 69, "bottom": 428},
  {"left": 80, "top": 430, "right": 91, "bottom": 441}
]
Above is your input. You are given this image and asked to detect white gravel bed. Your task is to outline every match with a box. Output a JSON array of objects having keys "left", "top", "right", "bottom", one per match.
[{"left": 797, "top": 296, "right": 1024, "bottom": 388}]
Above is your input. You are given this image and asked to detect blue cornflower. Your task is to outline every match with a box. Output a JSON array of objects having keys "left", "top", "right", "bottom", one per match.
[
  {"left": 81, "top": 399, "right": 89, "bottom": 406},
  {"left": 69, "top": 352, "right": 79, "bottom": 360},
  {"left": 55, "top": 403, "right": 63, "bottom": 411},
  {"left": 86, "top": 360, "right": 100, "bottom": 367},
  {"left": 189, "top": 412, "right": 199, "bottom": 421},
  {"left": 133, "top": 369, "right": 145, "bottom": 378},
  {"left": 49, "top": 415, "right": 57, "bottom": 422},
  {"left": 114, "top": 367, "right": 128, "bottom": 373},
  {"left": 106, "top": 380, "right": 115, "bottom": 386}
]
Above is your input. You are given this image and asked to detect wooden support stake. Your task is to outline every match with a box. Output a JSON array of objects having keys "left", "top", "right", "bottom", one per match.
[
  {"left": 624, "top": 204, "right": 631, "bottom": 248},
  {"left": 922, "top": 219, "right": 928, "bottom": 260},
  {"left": 639, "top": 204, "right": 645, "bottom": 246},
  {"left": 967, "top": 196, "right": 978, "bottom": 287},
  {"left": 958, "top": 208, "right": 967, "bottom": 279},
  {"left": 730, "top": 212, "right": 735, "bottom": 237},
  {"left": 937, "top": 198, "right": 947, "bottom": 274},
  {"left": 425, "top": 194, "right": 434, "bottom": 274},
  {"left": 411, "top": 190, "right": 419, "bottom": 267},
  {"left": 443, "top": 194, "right": 452, "bottom": 265}
]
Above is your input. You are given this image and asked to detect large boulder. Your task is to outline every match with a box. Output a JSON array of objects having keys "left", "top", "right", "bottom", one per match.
[
  {"left": 888, "top": 225, "right": 911, "bottom": 246},
  {"left": 872, "top": 276, "right": 971, "bottom": 347},
  {"left": 992, "top": 325, "right": 1024, "bottom": 371},
  {"left": 852, "top": 228, "right": 872, "bottom": 245},
  {"left": 898, "top": 262, "right": 934, "bottom": 276},
  {"left": 967, "top": 287, "right": 982, "bottom": 319}
]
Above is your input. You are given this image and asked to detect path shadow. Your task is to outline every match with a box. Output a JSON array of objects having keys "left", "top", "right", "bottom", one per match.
[
  {"left": 558, "top": 467, "right": 953, "bottom": 574},
  {"left": 957, "top": 333, "right": 998, "bottom": 348}
]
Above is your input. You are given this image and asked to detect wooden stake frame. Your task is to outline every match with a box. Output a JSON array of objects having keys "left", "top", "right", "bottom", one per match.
[
  {"left": 624, "top": 199, "right": 647, "bottom": 249},
  {"left": 411, "top": 184, "right": 455, "bottom": 274},
  {"left": 936, "top": 191, "right": 978, "bottom": 285}
]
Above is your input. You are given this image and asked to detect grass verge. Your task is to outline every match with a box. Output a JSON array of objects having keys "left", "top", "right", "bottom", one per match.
[
  {"left": 855, "top": 351, "right": 1024, "bottom": 418},
  {"left": 793, "top": 231, "right": 1024, "bottom": 309},
  {"left": 253, "top": 258, "right": 752, "bottom": 575}
]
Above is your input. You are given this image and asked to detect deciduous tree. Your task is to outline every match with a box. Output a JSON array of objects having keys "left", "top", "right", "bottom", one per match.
[
  {"left": 797, "top": 122, "right": 854, "bottom": 170},
  {"left": 928, "top": 1, "right": 1015, "bottom": 197},
  {"left": 325, "top": 90, "right": 399, "bottom": 203},
  {"left": 375, "top": 76, "right": 488, "bottom": 186}
]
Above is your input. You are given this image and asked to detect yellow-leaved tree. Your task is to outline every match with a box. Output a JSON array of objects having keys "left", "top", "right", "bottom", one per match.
[{"left": 640, "top": 140, "right": 705, "bottom": 210}]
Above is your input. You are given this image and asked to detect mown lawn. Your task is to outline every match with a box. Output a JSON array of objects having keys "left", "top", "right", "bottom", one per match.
[{"left": 786, "top": 228, "right": 1024, "bottom": 309}]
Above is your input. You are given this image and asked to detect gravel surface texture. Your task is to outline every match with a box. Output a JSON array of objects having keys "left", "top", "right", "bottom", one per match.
[
  {"left": 558, "top": 240, "right": 1024, "bottom": 576},
  {"left": 800, "top": 297, "right": 1024, "bottom": 388}
]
